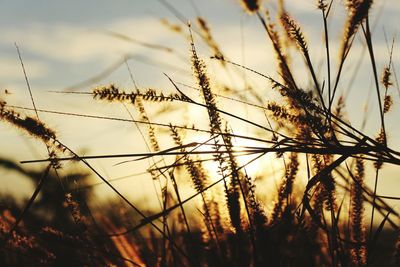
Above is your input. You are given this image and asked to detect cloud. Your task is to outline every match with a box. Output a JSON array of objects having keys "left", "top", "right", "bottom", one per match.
[
  {"left": 0, "top": 57, "right": 48, "bottom": 81},
  {"left": 0, "top": 17, "right": 177, "bottom": 64}
]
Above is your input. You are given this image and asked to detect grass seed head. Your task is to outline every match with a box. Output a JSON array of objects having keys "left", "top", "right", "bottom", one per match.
[
  {"left": 317, "top": 0, "right": 328, "bottom": 11},
  {"left": 240, "top": 0, "right": 260, "bottom": 14},
  {"left": 381, "top": 66, "right": 393, "bottom": 89},
  {"left": 383, "top": 95, "right": 393, "bottom": 114}
]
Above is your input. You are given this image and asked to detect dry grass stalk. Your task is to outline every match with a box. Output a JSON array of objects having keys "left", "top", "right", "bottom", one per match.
[
  {"left": 0, "top": 99, "right": 58, "bottom": 150},
  {"left": 340, "top": 0, "right": 373, "bottom": 60},
  {"left": 262, "top": 11, "right": 298, "bottom": 90},
  {"left": 271, "top": 153, "right": 299, "bottom": 224},
  {"left": 135, "top": 97, "right": 161, "bottom": 152},
  {"left": 189, "top": 25, "right": 242, "bottom": 232},
  {"left": 93, "top": 84, "right": 189, "bottom": 104},
  {"left": 160, "top": 18, "right": 183, "bottom": 33},
  {"left": 196, "top": 17, "right": 225, "bottom": 64},
  {"left": 280, "top": 13, "right": 307, "bottom": 53},
  {"left": 169, "top": 126, "right": 222, "bottom": 245},
  {"left": 350, "top": 158, "right": 367, "bottom": 266},
  {"left": 280, "top": 12, "right": 323, "bottom": 103}
]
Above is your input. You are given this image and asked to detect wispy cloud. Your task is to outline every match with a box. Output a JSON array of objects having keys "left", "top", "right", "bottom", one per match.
[
  {"left": 0, "top": 18, "right": 175, "bottom": 64},
  {"left": 0, "top": 57, "right": 48, "bottom": 81}
]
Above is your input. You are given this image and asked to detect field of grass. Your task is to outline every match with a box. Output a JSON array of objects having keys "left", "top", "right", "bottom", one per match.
[{"left": 1, "top": 0, "right": 400, "bottom": 266}]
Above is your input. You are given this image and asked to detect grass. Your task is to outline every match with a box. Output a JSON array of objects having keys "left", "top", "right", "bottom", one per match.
[{"left": 1, "top": 0, "right": 400, "bottom": 266}]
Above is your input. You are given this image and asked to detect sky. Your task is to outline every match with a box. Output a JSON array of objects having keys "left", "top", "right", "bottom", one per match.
[
  {"left": 1, "top": 1, "right": 399, "bottom": 90},
  {"left": 0, "top": 0, "right": 399, "bottom": 216}
]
